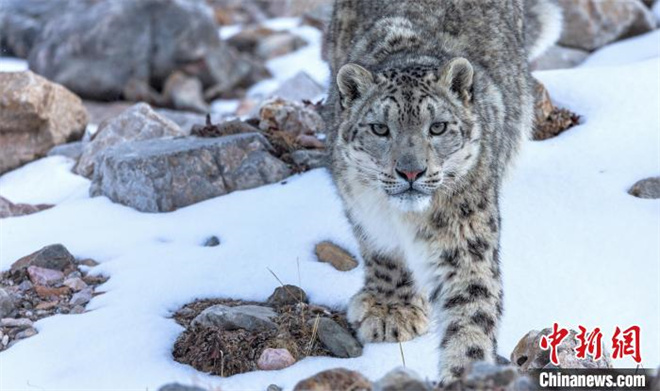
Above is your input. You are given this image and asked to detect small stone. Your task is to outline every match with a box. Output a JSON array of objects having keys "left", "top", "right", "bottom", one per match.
[
  {"left": 158, "top": 383, "right": 208, "bottom": 391},
  {"left": 511, "top": 328, "right": 612, "bottom": 370},
  {"left": 34, "top": 285, "right": 71, "bottom": 299},
  {"left": 267, "top": 285, "right": 308, "bottom": 306},
  {"left": 257, "top": 348, "right": 296, "bottom": 370},
  {"left": 0, "top": 288, "right": 16, "bottom": 318},
  {"left": 162, "top": 71, "right": 209, "bottom": 113},
  {"left": 11, "top": 244, "right": 75, "bottom": 273},
  {"left": 1, "top": 318, "right": 33, "bottom": 328},
  {"left": 259, "top": 97, "right": 324, "bottom": 136},
  {"left": 0, "top": 196, "right": 54, "bottom": 219},
  {"left": 17, "top": 281, "right": 33, "bottom": 292},
  {"left": 35, "top": 301, "right": 58, "bottom": 310},
  {"left": 464, "top": 362, "right": 518, "bottom": 388},
  {"left": 78, "top": 258, "right": 99, "bottom": 267},
  {"left": 191, "top": 304, "right": 278, "bottom": 332},
  {"left": 312, "top": 317, "right": 363, "bottom": 358},
  {"left": 290, "top": 149, "right": 329, "bottom": 170},
  {"left": 629, "top": 177, "right": 660, "bottom": 199},
  {"left": 374, "top": 367, "right": 431, "bottom": 391},
  {"left": 69, "top": 288, "right": 93, "bottom": 306},
  {"left": 2, "top": 335, "right": 8, "bottom": 346},
  {"left": 70, "top": 305, "right": 85, "bottom": 314},
  {"left": 27, "top": 266, "right": 64, "bottom": 286},
  {"left": 271, "top": 71, "right": 324, "bottom": 103},
  {"left": 15, "top": 327, "right": 37, "bottom": 340},
  {"left": 63, "top": 277, "right": 88, "bottom": 292},
  {"left": 314, "top": 242, "right": 359, "bottom": 271},
  {"left": 203, "top": 236, "right": 221, "bottom": 247},
  {"left": 255, "top": 33, "right": 307, "bottom": 60},
  {"left": 266, "top": 385, "right": 283, "bottom": 391},
  {"left": 296, "top": 134, "right": 325, "bottom": 149},
  {"left": 293, "top": 368, "right": 372, "bottom": 391}
]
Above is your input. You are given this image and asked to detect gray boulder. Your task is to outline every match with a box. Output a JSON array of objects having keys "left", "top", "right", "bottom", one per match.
[
  {"left": 558, "top": 0, "right": 656, "bottom": 51},
  {"left": 90, "top": 134, "right": 291, "bottom": 212},
  {"left": 10, "top": 244, "right": 75, "bottom": 273},
  {"left": 75, "top": 103, "right": 183, "bottom": 178},
  {"left": 191, "top": 304, "right": 278, "bottom": 332},
  {"left": 6, "top": 0, "right": 254, "bottom": 101},
  {"left": 312, "top": 317, "right": 363, "bottom": 358},
  {"left": 629, "top": 176, "right": 660, "bottom": 199}
]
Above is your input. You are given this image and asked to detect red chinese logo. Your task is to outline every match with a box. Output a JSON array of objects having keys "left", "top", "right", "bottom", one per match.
[
  {"left": 539, "top": 322, "right": 569, "bottom": 365},
  {"left": 575, "top": 326, "right": 603, "bottom": 361},
  {"left": 612, "top": 325, "right": 642, "bottom": 363}
]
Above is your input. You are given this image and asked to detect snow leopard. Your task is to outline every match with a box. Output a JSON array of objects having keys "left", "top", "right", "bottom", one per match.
[{"left": 323, "top": 0, "right": 562, "bottom": 383}]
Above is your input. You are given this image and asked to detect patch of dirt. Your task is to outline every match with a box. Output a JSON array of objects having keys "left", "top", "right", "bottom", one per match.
[
  {"left": 172, "top": 298, "right": 352, "bottom": 377},
  {"left": 533, "top": 107, "right": 581, "bottom": 141}
]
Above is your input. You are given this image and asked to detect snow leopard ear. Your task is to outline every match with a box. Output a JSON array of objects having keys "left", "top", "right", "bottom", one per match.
[
  {"left": 439, "top": 57, "right": 474, "bottom": 104},
  {"left": 337, "top": 63, "right": 374, "bottom": 108}
]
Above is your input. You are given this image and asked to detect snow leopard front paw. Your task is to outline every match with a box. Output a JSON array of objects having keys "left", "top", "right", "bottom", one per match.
[{"left": 347, "top": 290, "right": 430, "bottom": 343}]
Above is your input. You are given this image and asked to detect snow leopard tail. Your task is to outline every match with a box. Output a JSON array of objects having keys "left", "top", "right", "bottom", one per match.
[{"left": 524, "top": 0, "right": 563, "bottom": 60}]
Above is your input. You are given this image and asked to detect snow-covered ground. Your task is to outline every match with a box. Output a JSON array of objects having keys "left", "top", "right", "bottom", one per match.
[{"left": 1, "top": 24, "right": 659, "bottom": 391}]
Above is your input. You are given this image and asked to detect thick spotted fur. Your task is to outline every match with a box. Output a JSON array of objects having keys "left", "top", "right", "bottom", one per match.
[{"left": 323, "top": 0, "right": 561, "bottom": 383}]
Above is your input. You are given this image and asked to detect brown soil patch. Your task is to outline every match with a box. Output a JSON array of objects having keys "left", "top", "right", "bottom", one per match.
[{"left": 172, "top": 298, "right": 352, "bottom": 377}]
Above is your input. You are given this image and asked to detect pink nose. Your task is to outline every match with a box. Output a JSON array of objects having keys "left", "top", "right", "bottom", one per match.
[{"left": 395, "top": 168, "right": 427, "bottom": 182}]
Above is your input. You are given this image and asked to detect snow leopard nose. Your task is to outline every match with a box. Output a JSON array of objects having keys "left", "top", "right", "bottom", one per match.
[{"left": 395, "top": 167, "right": 427, "bottom": 182}]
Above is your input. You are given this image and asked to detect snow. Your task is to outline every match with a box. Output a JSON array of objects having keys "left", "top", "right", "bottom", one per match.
[
  {"left": 0, "top": 57, "right": 28, "bottom": 72},
  {"left": 1, "top": 25, "right": 659, "bottom": 391}
]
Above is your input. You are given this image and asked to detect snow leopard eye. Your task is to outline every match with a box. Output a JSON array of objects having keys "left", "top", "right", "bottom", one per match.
[
  {"left": 369, "top": 123, "right": 390, "bottom": 137},
  {"left": 430, "top": 122, "right": 448, "bottom": 136}
]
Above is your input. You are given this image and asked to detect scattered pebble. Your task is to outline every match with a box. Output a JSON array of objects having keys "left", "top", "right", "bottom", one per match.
[
  {"left": 15, "top": 327, "right": 38, "bottom": 340},
  {"left": 1, "top": 318, "right": 33, "bottom": 328},
  {"left": 0, "top": 288, "right": 16, "bottom": 318},
  {"left": 191, "top": 304, "right": 278, "bottom": 332},
  {"left": 63, "top": 277, "right": 88, "bottom": 292},
  {"left": 257, "top": 348, "right": 296, "bottom": 370},
  {"left": 27, "top": 266, "right": 64, "bottom": 286},
  {"left": 314, "top": 241, "right": 359, "bottom": 271},
  {"left": 266, "top": 385, "right": 283, "bottom": 391},
  {"left": 69, "top": 288, "right": 93, "bottom": 306},
  {"left": 312, "top": 317, "right": 363, "bottom": 358},
  {"left": 293, "top": 368, "right": 372, "bottom": 391},
  {"left": 203, "top": 236, "right": 221, "bottom": 247},
  {"left": 267, "top": 285, "right": 308, "bottom": 307},
  {"left": 629, "top": 176, "right": 660, "bottom": 199}
]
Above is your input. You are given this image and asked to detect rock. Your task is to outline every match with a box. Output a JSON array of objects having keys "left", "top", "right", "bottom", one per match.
[
  {"left": 156, "top": 109, "right": 223, "bottom": 134},
  {"left": 0, "top": 71, "right": 88, "bottom": 174},
  {"left": 14, "top": 327, "right": 37, "bottom": 340},
  {"left": 70, "top": 305, "right": 85, "bottom": 315},
  {"left": 511, "top": 328, "right": 612, "bottom": 370},
  {"left": 27, "top": 266, "right": 64, "bottom": 286},
  {"left": 69, "top": 288, "right": 93, "bottom": 307},
  {"left": 629, "top": 177, "right": 660, "bottom": 199},
  {"left": 90, "top": 133, "right": 291, "bottom": 212},
  {"left": 191, "top": 304, "right": 278, "bottom": 332},
  {"left": 271, "top": 72, "right": 325, "bottom": 103},
  {"left": 257, "top": 348, "right": 296, "bottom": 370},
  {"left": 255, "top": 33, "right": 308, "bottom": 60},
  {"left": 463, "top": 362, "right": 518, "bottom": 388},
  {"left": 531, "top": 45, "right": 589, "bottom": 71},
  {"left": 267, "top": 385, "right": 283, "bottom": 391},
  {"left": 191, "top": 118, "right": 259, "bottom": 138},
  {"left": 0, "top": 288, "right": 16, "bottom": 318},
  {"left": 259, "top": 98, "right": 325, "bottom": 136},
  {"left": 314, "top": 242, "right": 359, "bottom": 271},
  {"left": 34, "top": 285, "right": 71, "bottom": 299},
  {"left": 75, "top": 103, "right": 183, "bottom": 178},
  {"left": 302, "top": 3, "right": 333, "bottom": 30},
  {"left": 209, "top": 0, "right": 268, "bottom": 25},
  {"left": 226, "top": 26, "right": 277, "bottom": 54},
  {"left": 47, "top": 141, "right": 85, "bottom": 161},
  {"left": 199, "top": 47, "right": 270, "bottom": 101},
  {"left": 158, "top": 383, "right": 208, "bottom": 391},
  {"left": 267, "top": 285, "right": 308, "bottom": 306},
  {"left": 373, "top": 367, "right": 431, "bottom": 391},
  {"left": 21, "top": 0, "right": 231, "bottom": 101},
  {"left": 203, "top": 236, "right": 221, "bottom": 247},
  {"left": 0, "top": 318, "right": 33, "bottom": 328},
  {"left": 265, "top": 0, "right": 332, "bottom": 18},
  {"left": 558, "top": 0, "right": 656, "bottom": 51},
  {"left": 35, "top": 301, "right": 58, "bottom": 311},
  {"left": 11, "top": 244, "right": 75, "bottom": 273},
  {"left": 0, "top": 196, "right": 53, "bottom": 219},
  {"left": 17, "top": 281, "right": 33, "bottom": 292},
  {"left": 62, "top": 277, "right": 88, "bottom": 292},
  {"left": 312, "top": 317, "right": 363, "bottom": 358},
  {"left": 1, "top": 335, "right": 8, "bottom": 346},
  {"left": 78, "top": 259, "right": 99, "bottom": 267},
  {"left": 293, "top": 368, "right": 372, "bottom": 391},
  {"left": 162, "top": 72, "right": 209, "bottom": 114},
  {"left": 533, "top": 80, "right": 555, "bottom": 124},
  {"left": 296, "top": 134, "right": 325, "bottom": 150},
  {"left": 290, "top": 150, "right": 329, "bottom": 170}
]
